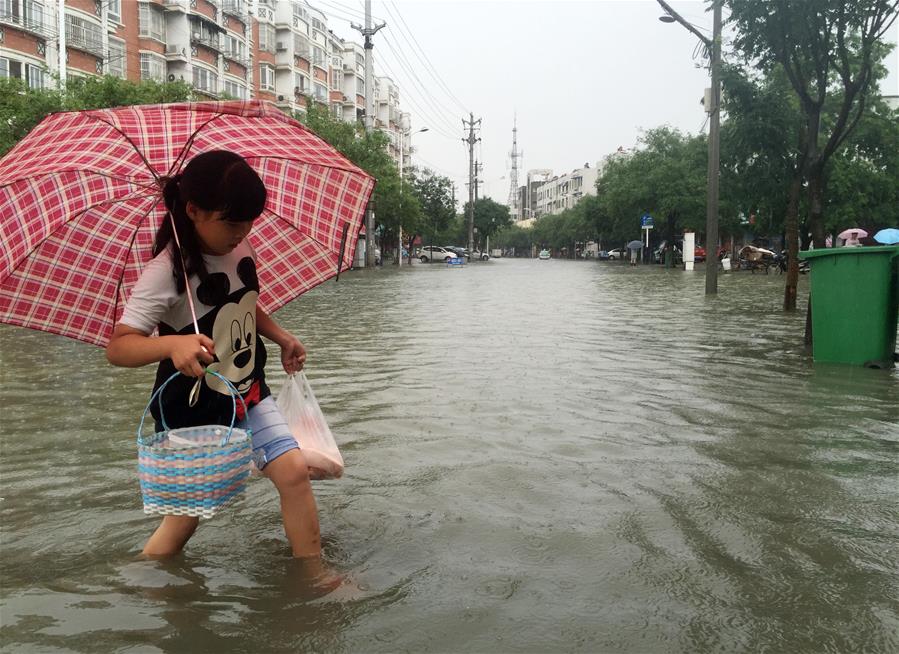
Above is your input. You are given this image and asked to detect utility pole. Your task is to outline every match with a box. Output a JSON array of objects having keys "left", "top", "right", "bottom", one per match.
[
  {"left": 474, "top": 161, "right": 482, "bottom": 202},
  {"left": 657, "top": 0, "right": 721, "bottom": 295},
  {"left": 352, "top": 0, "right": 385, "bottom": 268},
  {"left": 462, "top": 113, "right": 481, "bottom": 262},
  {"left": 705, "top": 0, "right": 721, "bottom": 295}
]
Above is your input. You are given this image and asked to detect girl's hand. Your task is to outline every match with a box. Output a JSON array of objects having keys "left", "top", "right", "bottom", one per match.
[
  {"left": 168, "top": 334, "right": 216, "bottom": 377},
  {"left": 280, "top": 334, "right": 307, "bottom": 375}
]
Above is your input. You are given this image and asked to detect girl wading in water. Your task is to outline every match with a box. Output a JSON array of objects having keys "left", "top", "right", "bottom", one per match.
[{"left": 107, "top": 151, "right": 328, "bottom": 578}]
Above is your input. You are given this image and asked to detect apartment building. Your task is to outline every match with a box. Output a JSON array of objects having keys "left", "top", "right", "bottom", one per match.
[
  {"left": 0, "top": 0, "right": 410, "bottom": 167},
  {"left": 533, "top": 163, "right": 599, "bottom": 218}
]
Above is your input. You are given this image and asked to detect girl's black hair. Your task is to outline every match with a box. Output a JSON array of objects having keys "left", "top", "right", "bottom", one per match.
[{"left": 154, "top": 150, "right": 267, "bottom": 293}]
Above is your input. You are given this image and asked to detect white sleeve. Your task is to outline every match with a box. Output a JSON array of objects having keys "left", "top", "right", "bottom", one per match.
[{"left": 119, "top": 251, "right": 179, "bottom": 334}]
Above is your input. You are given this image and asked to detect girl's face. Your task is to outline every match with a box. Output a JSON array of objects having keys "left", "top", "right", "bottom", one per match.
[{"left": 187, "top": 203, "right": 255, "bottom": 255}]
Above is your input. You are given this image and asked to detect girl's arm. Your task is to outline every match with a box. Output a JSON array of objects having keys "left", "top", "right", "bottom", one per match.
[
  {"left": 106, "top": 324, "right": 215, "bottom": 377},
  {"left": 256, "top": 307, "right": 306, "bottom": 374}
]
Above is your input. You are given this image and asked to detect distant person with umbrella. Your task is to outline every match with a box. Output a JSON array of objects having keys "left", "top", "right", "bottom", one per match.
[
  {"left": 873, "top": 228, "right": 899, "bottom": 245},
  {"left": 627, "top": 240, "right": 642, "bottom": 266},
  {"left": 838, "top": 228, "right": 867, "bottom": 247}
]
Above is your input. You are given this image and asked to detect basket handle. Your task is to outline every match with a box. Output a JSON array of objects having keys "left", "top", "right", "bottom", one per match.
[{"left": 137, "top": 370, "right": 250, "bottom": 446}]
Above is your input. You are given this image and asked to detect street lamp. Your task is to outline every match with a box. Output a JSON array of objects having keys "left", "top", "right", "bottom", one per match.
[
  {"left": 398, "top": 126, "right": 428, "bottom": 266},
  {"left": 657, "top": 0, "right": 721, "bottom": 295}
]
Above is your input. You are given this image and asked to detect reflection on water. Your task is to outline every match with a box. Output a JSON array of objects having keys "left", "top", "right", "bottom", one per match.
[{"left": 2, "top": 260, "right": 897, "bottom": 653}]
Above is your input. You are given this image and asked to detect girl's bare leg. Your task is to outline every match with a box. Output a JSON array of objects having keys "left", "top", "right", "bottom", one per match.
[
  {"left": 264, "top": 449, "right": 322, "bottom": 559},
  {"left": 142, "top": 515, "right": 200, "bottom": 557}
]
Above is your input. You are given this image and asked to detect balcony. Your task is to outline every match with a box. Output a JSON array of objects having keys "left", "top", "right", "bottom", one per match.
[
  {"left": 163, "top": 0, "right": 188, "bottom": 13},
  {"left": 0, "top": 10, "right": 58, "bottom": 40},
  {"left": 190, "top": 33, "right": 223, "bottom": 54},
  {"left": 223, "top": 49, "right": 251, "bottom": 67},
  {"left": 221, "top": 0, "right": 249, "bottom": 24},
  {"left": 66, "top": 27, "right": 104, "bottom": 58},
  {"left": 165, "top": 44, "right": 189, "bottom": 62}
]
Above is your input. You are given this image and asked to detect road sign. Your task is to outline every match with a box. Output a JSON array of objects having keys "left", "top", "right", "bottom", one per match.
[{"left": 641, "top": 213, "right": 654, "bottom": 228}]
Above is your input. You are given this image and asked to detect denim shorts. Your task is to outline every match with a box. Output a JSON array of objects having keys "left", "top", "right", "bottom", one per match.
[{"left": 237, "top": 396, "right": 299, "bottom": 470}]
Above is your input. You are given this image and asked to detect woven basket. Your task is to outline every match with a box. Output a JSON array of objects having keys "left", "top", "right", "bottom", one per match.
[{"left": 137, "top": 371, "right": 253, "bottom": 519}]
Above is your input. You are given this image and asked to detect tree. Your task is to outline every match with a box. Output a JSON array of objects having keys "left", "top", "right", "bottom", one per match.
[
  {"left": 1, "top": 75, "right": 192, "bottom": 157},
  {"left": 461, "top": 197, "right": 512, "bottom": 250},
  {"left": 595, "top": 127, "right": 713, "bottom": 248},
  {"left": 300, "top": 100, "right": 408, "bottom": 258},
  {"left": 407, "top": 167, "right": 456, "bottom": 252},
  {"left": 728, "top": 0, "right": 899, "bottom": 307}
]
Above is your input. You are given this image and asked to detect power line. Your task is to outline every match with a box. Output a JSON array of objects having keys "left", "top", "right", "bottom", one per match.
[
  {"left": 369, "top": 50, "right": 458, "bottom": 139},
  {"left": 383, "top": 0, "right": 469, "bottom": 114},
  {"left": 378, "top": 32, "right": 460, "bottom": 135}
]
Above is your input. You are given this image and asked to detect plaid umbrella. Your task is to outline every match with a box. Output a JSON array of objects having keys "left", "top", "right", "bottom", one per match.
[{"left": 0, "top": 100, "right": 375, "bottom": 347}]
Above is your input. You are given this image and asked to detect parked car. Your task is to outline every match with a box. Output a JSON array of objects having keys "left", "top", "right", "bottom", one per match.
[
  {"left": 472, "top": 250, "right": 489, "bottom": 261},
  {"left": 607, "top": 248, "right": 625, "bottom": 260},
  {"left": 419, "top": 246, "right": 458, "bottom": 263},
  {"left": 444, "top": 246, "right": 468, "bottom": 258},
  {"left": 693, "top": 245, "right": 729, "bottom": 262}
]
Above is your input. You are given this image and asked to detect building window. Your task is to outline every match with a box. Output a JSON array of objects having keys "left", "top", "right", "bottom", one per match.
[
  {"left": 311, "top": 17, "right": 324, "bottom": 31},
  {"left": 313, "top": 82, "right": 327, "bottom": 102},
  {"left": 138, "top": 2, "right": 165, "bottom": 41},
  {"left": 312, "top": 45, "right": 325, "bottom": 67},
  {"left": 23, "top": 1, "right": 44, "bottom": 29},
  {"left": 294, "top": 72, "right": 308, "bottom": 94},
  {"left": 224, "top": 34, "right": 244, "bottom": 59},
  {"left": 108, "top": 38, "right": 125, "bottom": 78},
  {"left": 25, "top": 63, "right": 44, "bottom": 88},
  {"left": 191, "top": 19, "right": 219, "bottom": 47},
  {"left": 222, "top": 79, "right": 247, "bottom": 99},
  {"left": 192, "top": 66, "right": 218, "bottom": 94},
  {"left": 139, "top": 52, "right": 165, "bottom": 81},
  {"left": 293, "top": 33, "right": 309, "bottom": 58},
  {"left": 66, "top": 14, "right": 103, "bottom": 55},
  {"left": 257, "top": 23, "right": 275, "bottom": 53},
  {"left": 0, "top": 57, "right": 22, "bottom": 79},
  {"left": 106, "top": 0, "right": 121, "bottom": 23},
  {"left": 258, "top": 64, "right": 274, "bottom": 91}
]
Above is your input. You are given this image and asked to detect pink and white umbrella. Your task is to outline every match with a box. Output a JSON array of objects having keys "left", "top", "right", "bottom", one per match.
[
  {"left": 837, "top": 228, "right": 868, "bottom": 240},
  {"left": 0, "top": 100, "right": 374, "bottom": 346}
]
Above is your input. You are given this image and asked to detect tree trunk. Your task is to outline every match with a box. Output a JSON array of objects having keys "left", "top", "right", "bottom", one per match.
[
  {"left": 807, "top": 164, "right": 827, "bottom": 248},
  {"left": 783, "top": 173, "right": 802, "bottom": 311}
]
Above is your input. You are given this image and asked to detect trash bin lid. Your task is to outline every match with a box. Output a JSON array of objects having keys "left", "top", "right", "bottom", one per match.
[{"left": 799, "top": 244, "right": 899, "bottom": 260}]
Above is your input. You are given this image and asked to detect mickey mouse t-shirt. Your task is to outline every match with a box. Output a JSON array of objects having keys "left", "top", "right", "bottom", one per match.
[{"left": 120, "top": 241, "right": 270, "bottom": 430}]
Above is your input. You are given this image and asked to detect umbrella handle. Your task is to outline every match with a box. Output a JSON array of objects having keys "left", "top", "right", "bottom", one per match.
[
  {"left": 137, "top": 370, "right": 250, "bottom": 447},
  {"left": 336, "top": 222, "right": 350, "bottom": 281}
]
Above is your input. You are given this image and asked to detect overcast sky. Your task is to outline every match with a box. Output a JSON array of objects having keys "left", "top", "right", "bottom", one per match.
[{"left": 323, "top": 0, "right": 899, "bottom": 207}]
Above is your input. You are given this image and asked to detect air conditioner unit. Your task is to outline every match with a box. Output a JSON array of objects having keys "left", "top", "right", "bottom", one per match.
[
  {"left": 192, "top": 32, "right": 201, "bottom": 40},
  {"left": 276, "top": 42, "right": 287, "bottom": 51}
]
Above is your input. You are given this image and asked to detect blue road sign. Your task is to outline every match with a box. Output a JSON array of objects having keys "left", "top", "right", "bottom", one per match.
[{"left": 641, "top": 213, "right": 654, "bottom": 228}]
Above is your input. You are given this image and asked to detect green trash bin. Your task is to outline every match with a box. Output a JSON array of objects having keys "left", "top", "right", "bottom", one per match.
[{"left": 799, "top": 245, "right": 899, "bottom": 367}]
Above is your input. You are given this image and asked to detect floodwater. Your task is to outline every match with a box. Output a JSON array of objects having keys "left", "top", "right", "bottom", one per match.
[{"left": 1, "top": 258, "right": 897, "bottom": 653}]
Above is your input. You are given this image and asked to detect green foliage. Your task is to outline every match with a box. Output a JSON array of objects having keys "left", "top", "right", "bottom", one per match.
[
  {"left": 596, "top": 127, "right": 711, "bottom": 245},
  {"left": 491, "top": 223, "right": 533, "bottom": 252},
  {"left": 461, "top": 197, "right": 512, "bottom": 246},
  {"left": 0, "top": 75, "right": 192, "bottom": 157},
  {"left": 824, "top": 99, "right": 899, "bottom": 232},
  {"left": 407, "top": 167, "right": 456, "bottom": 238}
]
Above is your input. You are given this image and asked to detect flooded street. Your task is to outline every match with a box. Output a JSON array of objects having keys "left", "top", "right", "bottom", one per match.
[{"left": 2, "top": 258, "right": 897, "bottom": 653}]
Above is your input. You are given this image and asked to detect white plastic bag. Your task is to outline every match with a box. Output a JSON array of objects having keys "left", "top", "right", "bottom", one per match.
[{"left": 276, "top": 372, "right": 344, "bottom": 479}]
